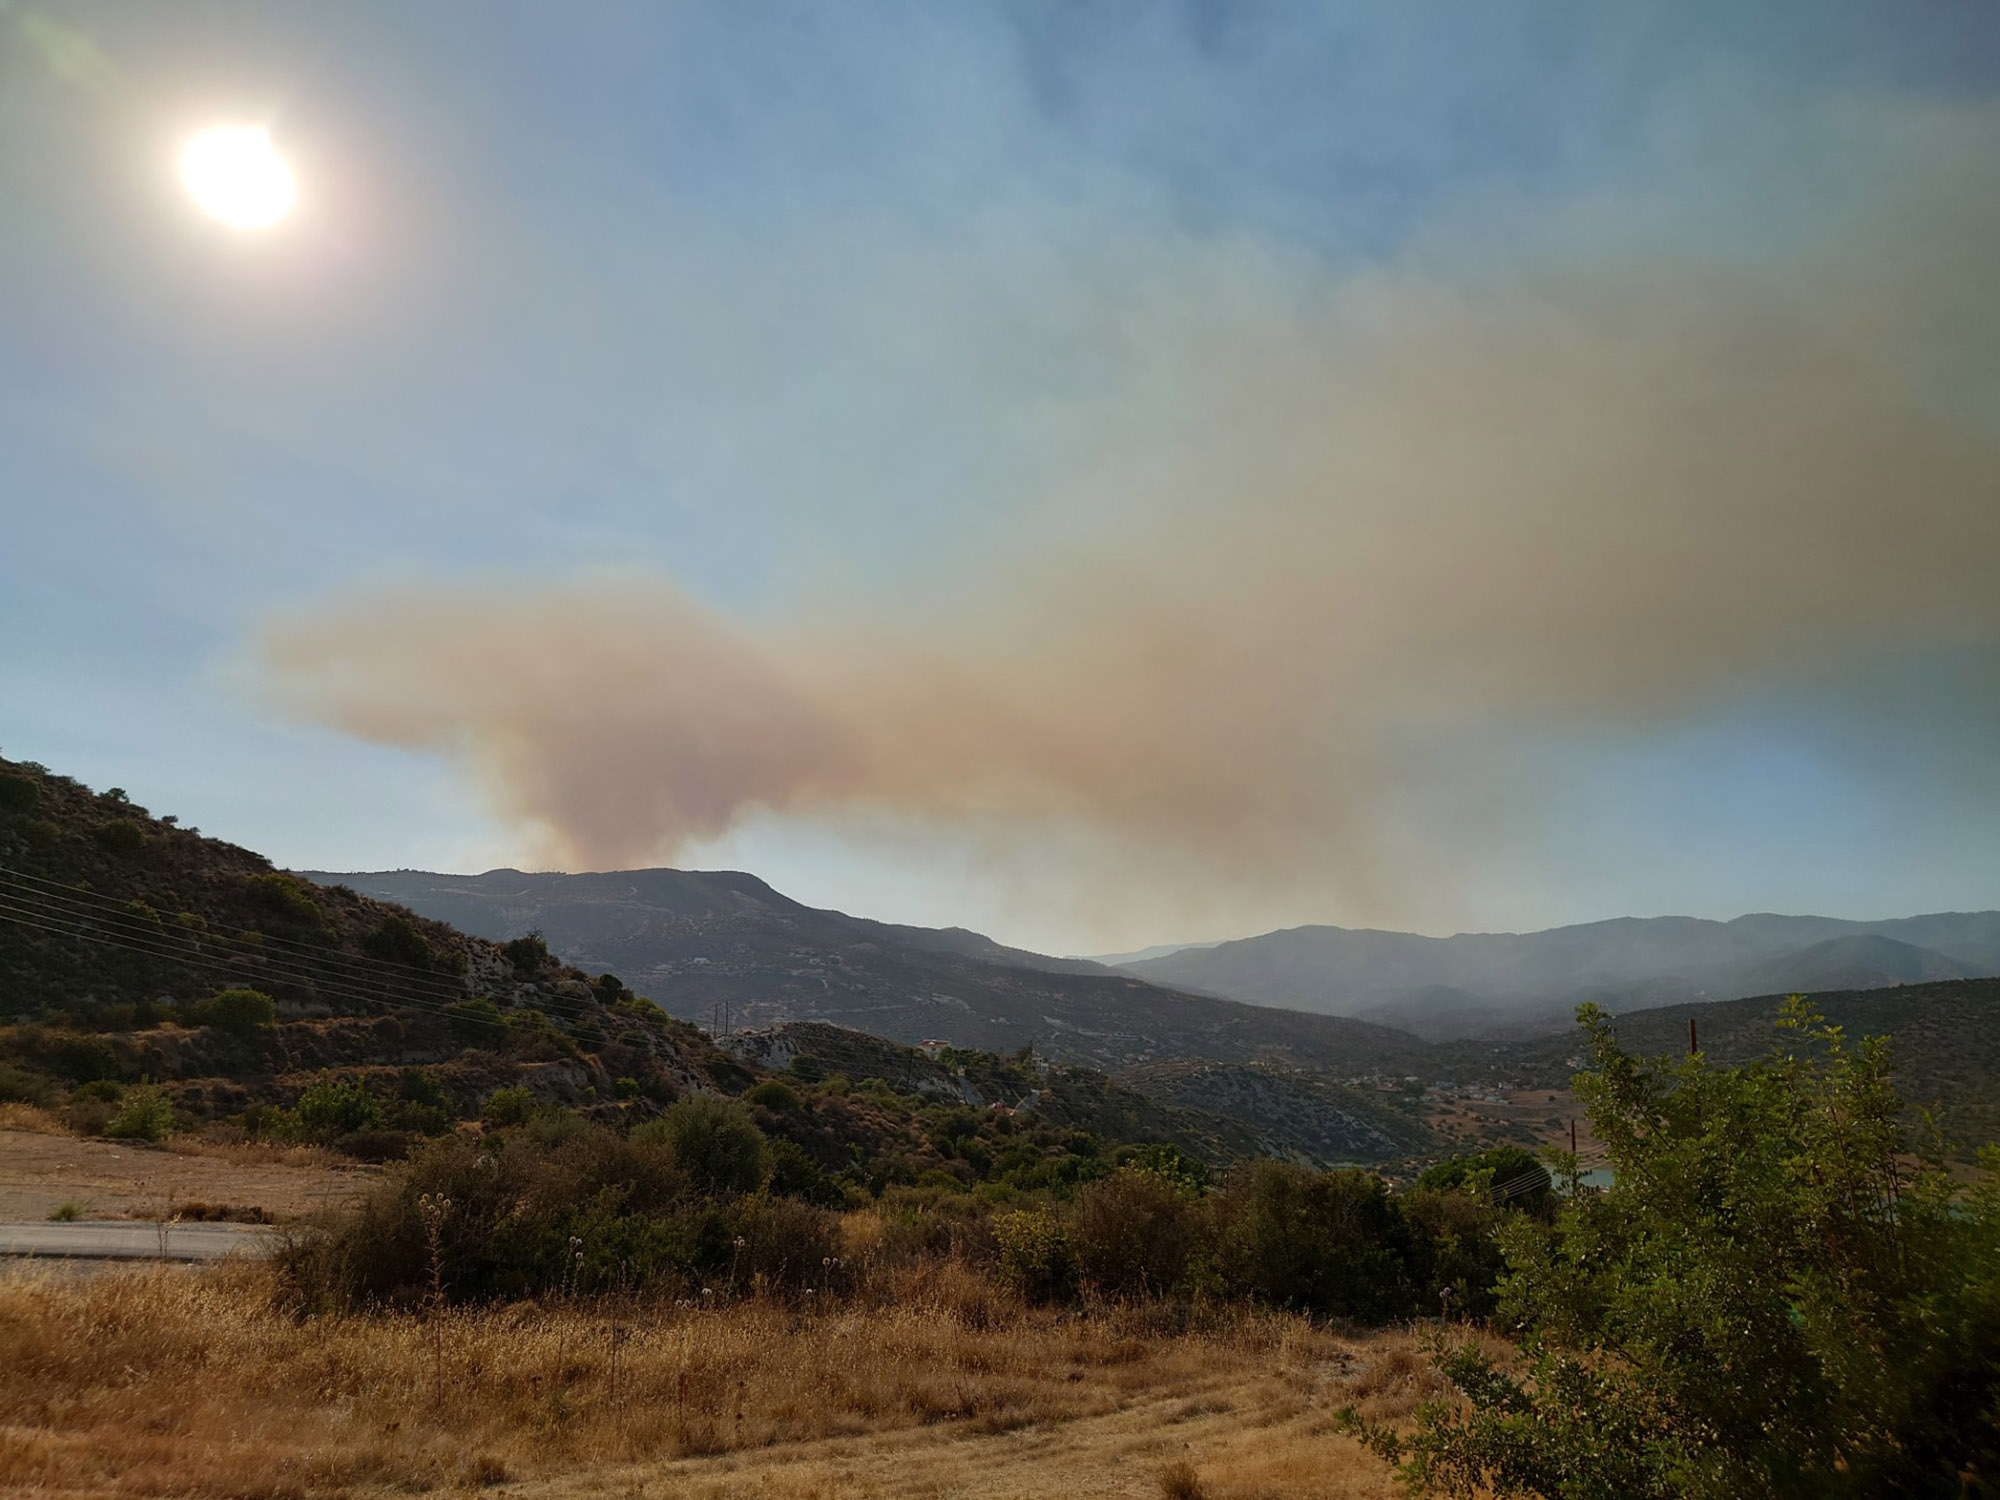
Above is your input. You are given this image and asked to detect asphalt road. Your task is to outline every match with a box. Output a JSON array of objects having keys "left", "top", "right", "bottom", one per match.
[{"left": 0, "top": 1219, "right": 277, "bottom": 1262}]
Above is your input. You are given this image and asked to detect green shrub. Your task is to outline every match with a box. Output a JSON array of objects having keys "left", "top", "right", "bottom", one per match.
[
  {"left": 1214, "top": 1161, "right": 1414, "bottom": 1321},
  {"left": 243, "top": 873, "right": 333, "bottom": 940},
  {"left": 502, "top": 931, "right": 551, "bottom": 974},
  {"left": 745, "top": 1079, "right": 801, "bottom": 1112},
  {"left": 105, "top": 1085, "right": 175, "bottom": 1141},
  {"left": 1362, "top": 1000, "right": 2000, "bottom": 1499},
  {"left": 482, "top": 1085, "right": 541, "bottom": 1128},
  {"left": 45, "top": 1034, "right": 118, "bottom": 1083},
  {"left": 296, "top": 1079, "right": 385, "bottom": 1138},
  {"left": 187, "top": 987, "right": 276, "bottom": 1035},
  {"left": 633, "top": 1095, "right": 766, "bottom": 1196},
  {"left": 992, "top": 1204, "right": 1076, "bottom": 1303},
  {"left": 278, "top": 1128, "right": 694, "bottom": 1309},
  {"left": 767, "top": 1137, "right": 848, "bottom": 1207},
  {"left": 388, "top": 1069, "right": 456, "bottom": 1135},
  {"left": 47, "top": 1200, "right": 82, "bottom": 1222}
]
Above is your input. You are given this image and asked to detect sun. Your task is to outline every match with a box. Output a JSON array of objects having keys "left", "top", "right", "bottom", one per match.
[{"left": 180, "top": 126, "right": 296, "bottom": 230}]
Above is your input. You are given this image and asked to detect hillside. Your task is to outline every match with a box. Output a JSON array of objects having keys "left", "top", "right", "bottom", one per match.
[
  {"left": 1124, "top": 911, "right": 2000, "bottom": 1039},
  {"left": 0, "top": 754, "right": 1424, "bottom": 1184},
  {"left": 721, "top": 1021, "right": 1438, "bottom": 1166},
  {"left": 307, "top": 867, "right": 1425, "bottom": 1072},
  {"left": 0, "top": 758, "right": 751, "bottom": 1127},
  {"left": 1112, "top": 1059, "right": 1435, "bottom": 1164},
  {"left": 1424, "top": 977, "right": 2000, "bottom": 1153}
]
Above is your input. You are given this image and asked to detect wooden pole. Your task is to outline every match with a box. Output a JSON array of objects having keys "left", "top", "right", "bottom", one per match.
[
  {"left": 1569, "top": 1118, "right": 1577, "bottom": 1156},
  {"left": 1689, "top": 1017, "right": 1699, "bottom": 1056}
]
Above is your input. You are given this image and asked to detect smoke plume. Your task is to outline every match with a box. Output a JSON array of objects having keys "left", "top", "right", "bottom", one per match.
[{"left": 255, "top": 102, "right": 2000, "bottom": 912}]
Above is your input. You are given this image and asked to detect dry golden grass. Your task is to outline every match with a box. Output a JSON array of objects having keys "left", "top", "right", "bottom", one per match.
[
  {"left": 0, "top": 1104, "right": 66, "bottom": 1135},
  {"left": 0, "top": 1259, "right": 1473, "bottom": 1499}
]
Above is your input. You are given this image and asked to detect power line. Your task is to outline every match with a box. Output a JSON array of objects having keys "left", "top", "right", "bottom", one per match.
[
  {"left": 0, "top": 884, "right": 469, "bottom": 1013},
  {"left": 0, "top": 889, "right": 622, "bottom": 1035},
  {"left": 0, "top": 864, "right": 490, "bottom": 986},
  {"left": 0, "top": 869, "right": 627, "bottom": 1028},
  {"left": 0, "top": 897, "right": 500, "bottom": 1030}
]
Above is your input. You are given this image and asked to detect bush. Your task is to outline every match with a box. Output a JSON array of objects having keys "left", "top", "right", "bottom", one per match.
[
  {"left": 1365, "top": 1000, "right": 2000, "bottom": 1499},
  {"left": 727, "top": 1194, "right": 852, "bottom": 1295},
  {"left": 1068, "top": 1165, "right": 1206, "bottom": 1300},
  {"left": 482, "top": 1085, "right": 541, "bottom": 1128},
  {"left": 296, "top": 1079, "right": 385, "bottom": 1138},
  {"left": 767, "top": 1136, "right": 848, "bottom": 1206},
  {"left": 279, "top": 1127, "right": 694, "bottom": 1308},
  {"left": 44, "top": 1033, "right": 118, "bottom": 1083},
  {"left": 502, "top": 931, "right": 551, "bottom": 974},
  {"left": 1214, "top": 1161, "right": 1415, "bottom": 1321},
  {"left": 633, "top": 1095, "right": 767, "bottom": 1196},
  {"left": 1417, "top": 1144, "right": 1553, "bottom": 1217},
  {"left": 745, "top": 1079, "right": 801, "bottom": 1112},
  {"left": 187, "top": 987, "right": 276, "bottom": 1035},
  {"left": 992, "top": 1204, "right": 1077, "bottom": 1303},
  {"left": 388, "top": 1069, "right": 455, "bottom": 1135},
  {"left": 243, "top": 873, "right": 334, "bottom": 941},
  {"left": 0, "top": 774, "right": 39, "bottom": 815},
  {"left": 105, "top": 1085, "right": 175, "bottom": 1141}
]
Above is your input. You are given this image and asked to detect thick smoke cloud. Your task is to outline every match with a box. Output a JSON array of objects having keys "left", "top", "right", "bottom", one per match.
[{"left": 256, "top": 101, "right": 2000, "bottom": 909}]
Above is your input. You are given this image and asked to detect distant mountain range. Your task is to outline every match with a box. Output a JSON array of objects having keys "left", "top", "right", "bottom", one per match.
[
  {"left": 300, "top": 868, "right": 1423, "bottom": 1072},
  {"left": 1117, "top": 912, "right": 2000, "bottom": 1040}
]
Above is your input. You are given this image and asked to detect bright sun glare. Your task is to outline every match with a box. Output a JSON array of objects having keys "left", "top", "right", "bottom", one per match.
[{"left": 180, "top": 126, "right": 296, "bottom": 230}]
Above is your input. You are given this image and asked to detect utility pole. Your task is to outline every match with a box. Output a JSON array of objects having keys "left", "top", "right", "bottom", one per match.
[{"left": 1689, "top": 1017, "right": 1699, "bottom": 1056}]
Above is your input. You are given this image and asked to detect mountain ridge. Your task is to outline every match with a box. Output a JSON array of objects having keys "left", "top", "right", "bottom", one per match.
[
  {"left": 1122, "top": 909, "right": 2000, "bottom": 1039},
  {"left": 298, "top": 866, "right": 1425, "bottom": 1072}
]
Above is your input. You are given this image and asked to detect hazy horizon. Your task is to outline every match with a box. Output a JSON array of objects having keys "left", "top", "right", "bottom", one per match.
[{"left": 8, "top": 2, "right": 2000, "bottom": 955}]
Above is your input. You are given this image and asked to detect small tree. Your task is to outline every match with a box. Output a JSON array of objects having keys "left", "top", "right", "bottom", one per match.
[
  {"left": 1354, "top": 999, "right": 2000, "bottom": 1498},
  {"left": 105, "top": 1084, "right": 175, "bottom": 1141},
  {"left": 503, "top": 931, "right": 551, "bottom": 974},
  {"left": 634, "top": 1095, "right": 766, "bottom": 1196},
  {"left": 481, "top": 1085, "right": 540, "bottom": 1128},
  {"left": 295, "top": 1078, "right": 385, "bottom": 1138}
]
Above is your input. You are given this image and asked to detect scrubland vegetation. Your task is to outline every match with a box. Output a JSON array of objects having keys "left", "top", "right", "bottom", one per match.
[
  {"left": 4, "top": 756, "right": 1998, "bottom": 1495},
  {"left": 4, "top": 1000, "right": 1993, "bottom": 1497}
]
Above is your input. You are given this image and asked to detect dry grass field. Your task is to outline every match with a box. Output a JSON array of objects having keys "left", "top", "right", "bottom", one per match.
[
  {"left": 0, "top": 1257, "right": 1462, "bottom": 1499},
  {"left": 0, "top": 1109, "right": 373, "bottom": 1224}
]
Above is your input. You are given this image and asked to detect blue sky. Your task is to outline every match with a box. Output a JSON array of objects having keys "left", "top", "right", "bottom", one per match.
[{"left": 5, "top": 2, "right": 1999, "bottom": 953}]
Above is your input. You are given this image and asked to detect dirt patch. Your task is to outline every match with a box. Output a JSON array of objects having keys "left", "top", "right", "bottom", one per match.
[{"left": 0, "top": 1128, "right": 373, "bottom": 1223}]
